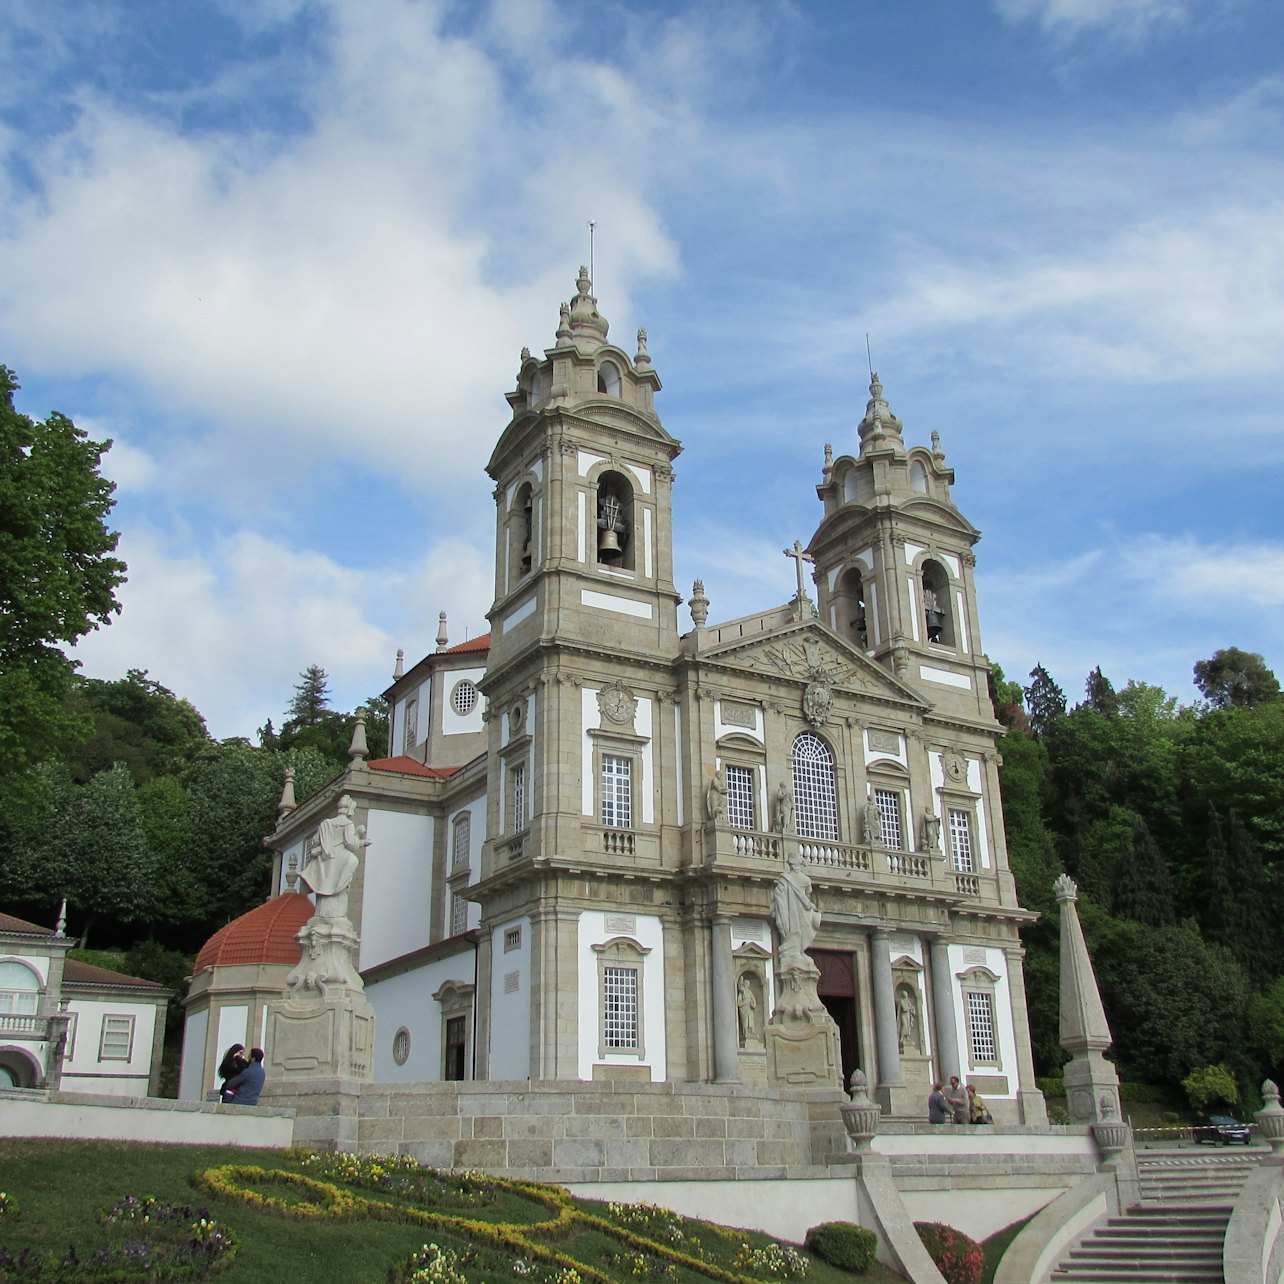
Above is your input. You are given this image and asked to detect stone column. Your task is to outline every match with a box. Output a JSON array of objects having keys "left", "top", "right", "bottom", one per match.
[
  {"left": 1004, "top": 944, "right": 1048, "bottom": 1124},
  {"left": 710, "top": 914, "right": 740, "bottom": 1082},
  {"left": 929, "top": 935, "right": 961, "bottom": 1084},
  {"left": 871, "top": 929, "right": 901, "bottom": 1085}
]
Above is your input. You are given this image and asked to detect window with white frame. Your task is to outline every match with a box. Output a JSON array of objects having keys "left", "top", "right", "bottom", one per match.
[
  {"left": 875, "top": 788, "right": 904, "bottom": 850},
  {"left": 452, "top": 811, "right": 471, "bottom": 870},
  {"left": 601, "top": 755, "right": 632, "bottom": 829},
  {"left": 792, "top": 732, "right": 838, "bottom": 841},
  {"left": 0, "top": 961, "right": 39, "bottom": 1015},
  {"left": 509, "top": 763, "right": 527, "bottom": 832},
  {"left": 603, "top": 966, "right": 639, "bottom": 1049},
  {"left": 99, "top": 1014, "right": 135, "bottom": 1061},
  {"left": 948, "top": 808, "right": 974, "bottom": 873},
  {"left": 725, "top": 764, "right": 756, "bottom": 830},
  {"left": 966, "top": 990, "right": 996, "bottom": 1063},
  {"left": 451, "top": 890, "right": 468, "bottom": 936}
]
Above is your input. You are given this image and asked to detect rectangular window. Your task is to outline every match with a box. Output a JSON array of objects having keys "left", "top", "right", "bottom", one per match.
[
  {"left": 949, "top": 809, "right": 974, "bottom": 873},
  {"left": 503, "top": 926, "right": 522, "bottom": 952},
  {"left": 967, "top": 991, "right": 997, "bottom": 1063},
  {"left": 452, "top": 891, "right": 468, "bottom": 936},
  {"left": 603, "top": 966, "right": 639, "bottom": 1049},
  {"left": 444, "top": 1015, "right": 467, "bottom": 1081},
  {"left": 875, "top": 788, "right": 903, "bottom": 851},
  {"left": 403, "top": 698, "right": 418, "bottom": 752},
  {"left": 601, "top": 755, "right": 632, "bottom": 829},
  {"left": 451, "top": 812, "right": 471, "bottom": 871},
  {"left": 510, "top": 764, "right": 527, "bottom": 832},
  {"left": 725, "top": 765, "right": 756, "bottom": 830},
  {"left": 99, "top": 1014, "right": 135, "bottom": 1061}
]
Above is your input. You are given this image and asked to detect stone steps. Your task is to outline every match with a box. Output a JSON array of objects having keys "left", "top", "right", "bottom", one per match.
[{"left": 1048, "top": 1154, "right": 1255, "bottom": 1283}]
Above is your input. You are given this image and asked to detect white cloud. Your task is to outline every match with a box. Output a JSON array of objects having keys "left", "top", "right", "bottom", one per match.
[
  {"left": 1121, "top": 534, "right": 1284, "bottom": 610},
  {"left": 992, "top": 0, "right": 1194, "bottom": 39}
]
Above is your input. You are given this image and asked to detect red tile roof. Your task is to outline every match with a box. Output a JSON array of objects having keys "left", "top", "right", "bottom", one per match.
[
  {"left": 0, "top": 912, "right": 52, "bottom": 935},
  {"left": 441, "top": 633, "right": 490, "bottom": 655},
  {"left": 64, "top": 959, "right": 168, "bottom": 991},
  {"left": 193, "top": 893, "right": 314, "bottom": 975},
  {"left": 368, "top": 756, "right": 461, "bottom": 779}
]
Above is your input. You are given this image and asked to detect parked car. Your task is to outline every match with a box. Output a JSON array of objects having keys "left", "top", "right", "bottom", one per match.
[{"left": 1194, "top": 1113, "right": 1252, "bottom": 1145}]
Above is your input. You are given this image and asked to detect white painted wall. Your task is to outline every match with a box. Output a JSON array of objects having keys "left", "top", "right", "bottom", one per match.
[
  {"left": 577, "top": 911, "right": 666, "bottom": 1082},
  {"left": 488, "top": 917, "right": 532, "bottom": 1079},
  {"left": 441, "top": 666, "right": 486, "bottom": 736},
  {"left": 360, "top": 807, "right": 435, "bottom": 971},
  {"left": 947, "top": 943, "right": 1017, "bottom": 1099},
  {"left": 61, "top": 999, "right": 159, "bottom": 1096},
  {"left": 367, "top": 945, "right": 476, "bottom": 1082},
  {"left": 178, "top": 1007, "right": 208, "bottom": 1101}
]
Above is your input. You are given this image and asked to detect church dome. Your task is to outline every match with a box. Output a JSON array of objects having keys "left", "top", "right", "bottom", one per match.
[{"left": 193, "top": 892, "right": 313, "bottom": 975}]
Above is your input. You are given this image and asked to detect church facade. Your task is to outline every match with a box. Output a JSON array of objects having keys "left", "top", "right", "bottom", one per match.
[{"left": 183, "top": 270, "right": 1044, "bottom": 1124}]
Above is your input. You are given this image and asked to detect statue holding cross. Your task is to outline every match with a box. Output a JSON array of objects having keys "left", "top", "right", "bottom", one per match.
[{"left": 783, "top": 540, "right": 817, "bottom": 620}]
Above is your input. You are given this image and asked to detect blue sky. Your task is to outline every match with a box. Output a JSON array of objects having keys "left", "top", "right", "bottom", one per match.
[{"left": 3, "top": 0, "right": 1282, "bottom": 739}]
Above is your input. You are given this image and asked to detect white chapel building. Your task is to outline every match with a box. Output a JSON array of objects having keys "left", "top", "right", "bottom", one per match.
[{"left": 182, "top": 269, "right": 1044, "bottom": 1124}]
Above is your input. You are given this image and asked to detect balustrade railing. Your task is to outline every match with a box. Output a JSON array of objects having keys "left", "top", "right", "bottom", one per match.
[
  {"left": 0, "top": 1014, "right": 49, "bottom": 1038},
  {"left": 799, "top": 840, "right": 870, "bottom": 872},
  {"left": 886, "top": 851, "right": 931, "bottom": 879},
  {"left": 601, "top": 828, "right": 636, "bottom": 857}
]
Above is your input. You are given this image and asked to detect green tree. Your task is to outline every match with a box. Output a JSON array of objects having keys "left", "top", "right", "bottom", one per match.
[
  {"left": 1083, "top": 666, "right": 1118, "bottom": 716},
  {"left": 0, "top": 367, "right": 126, "bottom": 804},
  {"left": 137, "top": 775, "right": 203, "bottom": 934},
  {"left": 1182, "top": 1064, "right": 1239, "bottom": 1111},
  {"left": 1024, "top": 664, "right": 1066, "bottom": 741},
  {"left": 286, "top": 665, "right": 333, "bottom": 726},
  {"left": 1194, "top": 647, "right": 1281, "bottom": 709},
  {"left": 1111, "top": 816, "right": 1175, "bottom": 927}
]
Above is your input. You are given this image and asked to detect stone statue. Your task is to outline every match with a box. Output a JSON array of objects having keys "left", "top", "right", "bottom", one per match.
[
  {"left": 896, "top": 985, "right": 918, "bottom": 1053},
  {"left": 772, "top": 849, "right": 822, "bottom": 971},
  {"left": 705, "top": 768, "right": 727, "bottom": 822},
  {"left": 298, "top": 795, "right": 370, "bottom": 920},
  {"left": 774, "top": 782, "right": 795, "bottom": 834},
  {"left": 921, "top": 806, "right": 941, "bottom": 854},
  {"left": 862, "top": 795, "right": 882, "bottom": 845},
  {"left": 736, "top": 974, "right": 758, "bottom": 1046}
]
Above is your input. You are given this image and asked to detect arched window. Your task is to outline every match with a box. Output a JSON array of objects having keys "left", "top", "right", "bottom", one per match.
[
  {"left": 0, "top": 960, "right": 40, "bottom": 1015},
  {"left": 834, "top": 566, "right": 868, "bottom": 649},
  {"left": 506, "top": 482, "right": 535, "bottom": 587},
  {"left": 597, "top": 360, "right": 622, "bottom": 397},
  {"left": 910, "top": 459, "right": 929, "bottom": 493},
  {"left": 841, "top": 467, "right": 862, "bottom": 505},
  {"left": 921, "top": 559, "right": 953, "bottom": 647},
  {"left": 792, "top": 732, "right": 838, "bottom": 841},
  {"left": 595, "top": 470, "right": 635, "bottom": 570}
]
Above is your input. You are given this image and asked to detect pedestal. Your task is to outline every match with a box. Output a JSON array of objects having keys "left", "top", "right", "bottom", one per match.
[
  {"left": 268, "top": 993, "right": 375, "bottom": 1080},
  {"left": 766, "top": 962, "right": 842, "bottom": 1089},
  {"left": 1063, "top": 1050, "right": 1121, "bottom": 1124}
]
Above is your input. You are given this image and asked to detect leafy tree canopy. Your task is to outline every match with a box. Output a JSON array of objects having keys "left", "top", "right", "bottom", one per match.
[
  {"left": 1024, "top": 664, "right": 1066, "bottom": 740},
  {"left": 1194, "top": 647, "right": 1281, "bottom": 709},
  {"left": 286, "top": 664, "right": 333, "bottom": 727},
  {"left": 0, "top": 367, "right": 126, "bottom": 803}
]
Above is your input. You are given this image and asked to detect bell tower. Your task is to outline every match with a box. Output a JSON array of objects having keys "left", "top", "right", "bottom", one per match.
[
  {"left": 484, "top": 267, "right": 682, "bottom": 675},
  {"left": 808, "top": 374, "right": 994, "bottom": 723}
]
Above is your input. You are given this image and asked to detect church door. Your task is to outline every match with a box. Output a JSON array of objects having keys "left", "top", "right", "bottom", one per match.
[{"left": 810, "top": 949, "right": 861, "bottom": 1090}]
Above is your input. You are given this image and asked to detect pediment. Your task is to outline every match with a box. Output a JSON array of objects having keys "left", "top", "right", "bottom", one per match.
[{"left": 698, "top": 617, "right": 929, "bottom": 710}]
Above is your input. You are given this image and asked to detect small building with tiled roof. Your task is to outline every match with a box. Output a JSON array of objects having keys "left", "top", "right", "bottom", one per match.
[{"left": 1, "top": 910, "right": 169, "bottom": 1095}]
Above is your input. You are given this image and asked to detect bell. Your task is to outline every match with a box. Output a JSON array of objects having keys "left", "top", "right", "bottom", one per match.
[{"left": 598, "top": 527, "right": 622, "bottom": 559}]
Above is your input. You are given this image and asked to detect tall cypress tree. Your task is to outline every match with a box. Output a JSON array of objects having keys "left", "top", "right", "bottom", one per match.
[
  {"left": 1025, "top": 664, "right": 1067, "bottom": 741},
  {"left": 1112, "top": 816, "right": 1175, "bottom": 927}
]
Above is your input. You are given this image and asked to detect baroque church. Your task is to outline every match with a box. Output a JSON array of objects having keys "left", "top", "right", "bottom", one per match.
[{"left": 180, "top": 269, "right": 1044, "bottom": 1125}]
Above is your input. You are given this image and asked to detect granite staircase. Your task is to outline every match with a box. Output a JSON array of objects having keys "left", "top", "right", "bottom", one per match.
[{"left": 1049, "top": 1151, "right": 1257, "bottom": 1283}]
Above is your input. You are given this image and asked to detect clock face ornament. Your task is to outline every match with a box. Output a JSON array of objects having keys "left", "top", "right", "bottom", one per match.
[{"left": 599, "top": 682, "right": 638, "bottom": 728}]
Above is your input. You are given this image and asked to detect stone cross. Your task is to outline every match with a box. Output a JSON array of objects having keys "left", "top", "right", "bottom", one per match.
[{"left": 783, "top": 540, "right": 815, "bottom": 610}]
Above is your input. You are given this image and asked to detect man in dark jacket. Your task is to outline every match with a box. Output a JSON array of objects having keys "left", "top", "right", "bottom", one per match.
[{"left": 222, "top": 1047, "right": 266, "bottom": 1106}]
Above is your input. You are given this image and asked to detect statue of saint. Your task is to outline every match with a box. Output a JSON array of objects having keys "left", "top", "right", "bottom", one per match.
[
  {"left": 862, "top": 795, "right": 882, "bottom": 845},
  {"left": 772, "top": 849, "right": 822, "bottom": 971},
  {"left": 705, "top": 768, "right": 727, "bottom": 822},
  {"left": 921, "top": 806, "right": 942, "bottom": 853},
  {"left": 736, "top": 974, "right": 758, "bottom": 1046},
  {"left": 897, "top": 985, "right": 919, "bottom": 1053},
  {"left": 774, "top": 781, "right": 795, "bottom": 835},
  {"left": 298, "top": 795, "right": 369, "bottom": 920}
]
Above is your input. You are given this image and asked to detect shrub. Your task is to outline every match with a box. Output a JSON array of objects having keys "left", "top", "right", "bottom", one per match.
[
  {"left": 1183, "top": 1065, "right": 1240, "bottom": 1112},
  {"left": 805, "top": 1222, "right": 877, "bottom": 1272},
  {"left": 915, "top": 1222, "right": 983, "bottom": 1284}
]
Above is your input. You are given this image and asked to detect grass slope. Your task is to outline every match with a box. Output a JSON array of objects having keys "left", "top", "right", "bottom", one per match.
[{"left": 0, "top": 1139, "right": 910, "bottom": 1282}]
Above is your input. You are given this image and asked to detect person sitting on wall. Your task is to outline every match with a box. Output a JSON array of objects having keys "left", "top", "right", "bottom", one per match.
[{"left": 221, "top": 1047, "right": 266, "bottom": 1107}]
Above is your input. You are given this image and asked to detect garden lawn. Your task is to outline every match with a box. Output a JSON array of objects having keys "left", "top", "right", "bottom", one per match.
[{"left": 0, "top": 1139, "right": 908, "bottom": 1282}]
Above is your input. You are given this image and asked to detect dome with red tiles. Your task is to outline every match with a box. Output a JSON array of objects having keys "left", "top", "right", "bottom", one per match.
[{"left": 193, "top": 893, "right": 313, "bottom": 975}]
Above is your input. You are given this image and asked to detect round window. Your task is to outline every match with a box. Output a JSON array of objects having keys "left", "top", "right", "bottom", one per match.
[
  {"left": 451, "top": 680, "right": 479, "bottom": 716},
  {"left": 392, "top": 1027, "right": 411, "bottom": 1066}
]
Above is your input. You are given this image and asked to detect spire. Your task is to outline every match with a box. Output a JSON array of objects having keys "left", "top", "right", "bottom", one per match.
[
  {"left": 857, "top": 371, "right": 905, "bottom": 455},
  {"left": 55, "top": 899, "right": 67, "bottom": 937},
  {"left": 566, "top": 265, "right": 609, "bottom": 348}
]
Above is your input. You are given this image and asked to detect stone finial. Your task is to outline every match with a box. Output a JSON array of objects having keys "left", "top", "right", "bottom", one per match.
[
  {"left": 1257, "top": 1080, "right": 1284, "bottom": 1154},
  {"left": 840, "top": 1067, "right": 882, "bottom": 1150},
  {"left": 1054, "top": 873, "right": 1079, "bottom": 903},
  {"left": 393, "top": 648, "right": 405, "bottom": 681},
  {"left": 520, "top": 345, "right": 531, "bottom": 362},
  {"left": 688, "top": 579, "right": 709, "bottom": 627},
  {"left": 568, "top": 267, "right": 608, "bottom": 345},
  {"left": 436, "top": 611, "right": 449, "bottom": 651},
  {"left": 348, "top": 709, "right": 368, "bottom": 764},
  {"left": 931, "top": 429, "right": 944, "bottom": 458},
  {"left": 54, "top": 899, "right": 67, "bottom": 937},
  {"left": 277, "top": 766, "right": 297, "bottom": 818},
  {"left": 634, "top": 328, "right": 651, "bottom": 368},
  {"left": 556, "top": 302, "right": 572, "bottom": 340},
  {"left": 823, "top": 442, "right": 833, "bottom": 479},
  {"left": 856, "top": 370, "right": 906, "bottom": 455}
]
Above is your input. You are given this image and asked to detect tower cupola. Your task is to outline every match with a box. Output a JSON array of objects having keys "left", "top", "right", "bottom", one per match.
[{"left": 857, "top": 372, "right": 906, "bottom": 457}]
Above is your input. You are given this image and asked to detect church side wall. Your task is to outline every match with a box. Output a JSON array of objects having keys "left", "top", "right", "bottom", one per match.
[
  {"left": 366, "top": 946, "right": 477, "bottom": 1082},
  {"left": 489, "top": 916, "right": 532, "bottom": 1079},
  {"left": 359, "top": 809, "right": 435, "bottom": 971}
]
